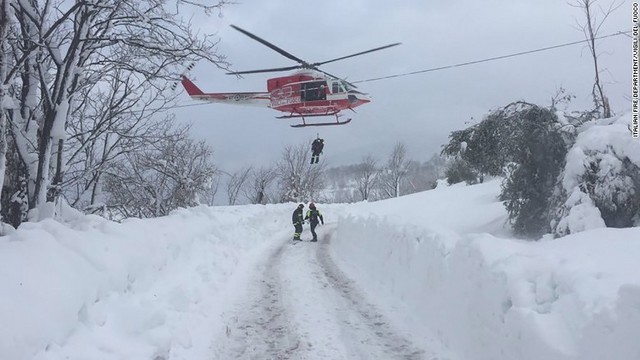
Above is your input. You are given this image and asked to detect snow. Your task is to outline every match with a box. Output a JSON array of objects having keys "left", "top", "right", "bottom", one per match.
[
  {"left": 555, "top": 112, "right": 640, "bottom": 234},
  {"left": 2, "top": 180, "right": 639, "bottom": 359},
  {"left": 555, "top": 188, "right": 606, "bottom": 234},
  {"left": 0, "top": 90, "right": 17, "bottom": 110},
  {"left": 563, "top": 112, "right": 640, "bottom": 190},
  {"left": 50, "top": 100, "right": 69, "bottom": 140}
]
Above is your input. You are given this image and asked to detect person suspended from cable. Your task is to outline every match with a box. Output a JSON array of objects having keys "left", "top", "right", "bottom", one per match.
[{"left": 311, "top": 137, "right": 324, "bottom": 164}]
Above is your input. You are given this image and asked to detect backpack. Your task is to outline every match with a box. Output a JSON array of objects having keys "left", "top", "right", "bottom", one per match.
[{"left": 312, "top": 139, "right": 324, "bottom": 152}]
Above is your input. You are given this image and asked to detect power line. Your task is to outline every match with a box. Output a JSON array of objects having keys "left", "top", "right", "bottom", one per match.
[
  {"left": 352, "top": 30, "right": 630, "bottom": 84},
  {"left": 156, "top": 102, "right": 209, "bottom": 112}
]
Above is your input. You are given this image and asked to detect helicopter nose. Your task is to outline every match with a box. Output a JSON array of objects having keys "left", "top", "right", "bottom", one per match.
[{"left": 348, "top": 93, "right": 371, "bottom": 105}]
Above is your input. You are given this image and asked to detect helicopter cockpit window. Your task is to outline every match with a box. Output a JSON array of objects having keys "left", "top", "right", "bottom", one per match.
[{"left": 331, "top": 81, "right": 347, "bottom": 94}]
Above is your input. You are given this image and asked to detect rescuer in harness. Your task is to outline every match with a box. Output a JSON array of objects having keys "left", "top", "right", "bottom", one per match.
[{"left": 311, "top": 138, "right": 324, "bottom": 164}]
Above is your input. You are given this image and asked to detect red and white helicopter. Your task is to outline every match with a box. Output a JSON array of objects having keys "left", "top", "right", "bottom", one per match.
[{"left": 181, "top": 25, "right": 400, "bottom": 128}]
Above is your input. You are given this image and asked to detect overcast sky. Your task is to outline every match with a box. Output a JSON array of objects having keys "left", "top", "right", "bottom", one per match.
[{"left": 170, "top": 0, "right": 630, "bottom": 173}]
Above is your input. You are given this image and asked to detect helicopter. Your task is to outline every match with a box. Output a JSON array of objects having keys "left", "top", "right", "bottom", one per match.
[{"left": 181, "top": 25, "right": 400, "bottom": 128}]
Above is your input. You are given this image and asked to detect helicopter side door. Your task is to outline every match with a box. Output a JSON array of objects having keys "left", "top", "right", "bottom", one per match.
[{"left": 300, "top": 81, "right": 327, "bottom": 102}]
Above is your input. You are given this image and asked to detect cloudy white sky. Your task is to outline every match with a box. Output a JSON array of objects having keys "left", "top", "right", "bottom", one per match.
[{"left": 171, "top": 0, "right": 630, "bottom": 172}]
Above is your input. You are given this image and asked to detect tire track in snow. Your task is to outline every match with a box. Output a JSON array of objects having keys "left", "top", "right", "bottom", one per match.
[
  {"left": 313, "top": 231, "right": 429, "bottom": 360},
  {"left": 215, "top": 227, "right": 445, "bottom": 359},
  {"left": 214, "top": 242, "right": 304, "bottom": 359}
]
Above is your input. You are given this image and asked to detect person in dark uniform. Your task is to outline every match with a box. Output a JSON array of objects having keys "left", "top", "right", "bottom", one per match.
[
  {"left": 318, "top": 84, "right": 327, "bottom": 100},
  {"left": 292, "top": 203, "right": 304, "bottom": 241},
  {"left": 304, "top": 202, "right": 324, "bottom": 242},
  {"left": 311, "top": 138, "right": 324, "bottom": 164}
]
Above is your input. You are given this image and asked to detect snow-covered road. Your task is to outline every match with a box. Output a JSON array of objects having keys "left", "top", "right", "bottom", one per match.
[{"left": 212, "top": 224, "right": 439, "bottom": 360}]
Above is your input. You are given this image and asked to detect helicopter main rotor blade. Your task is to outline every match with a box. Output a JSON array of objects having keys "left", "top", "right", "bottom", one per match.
[
  {"left": 312, "top": 67, "right": 358, "bottom": 89},
  {"left": 313, "top": 43, "right": 402, "bottom": 67},
  {"left": 226, "top": 65, "right": 302, "bottom": 75},
  {"left": 230, "top": 25, "right": 309, "bottom": 67}
]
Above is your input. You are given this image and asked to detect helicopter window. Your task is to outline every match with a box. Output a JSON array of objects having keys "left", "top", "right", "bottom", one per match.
[
  {"left": 301, "top": 81, "right": 327, "bottom": 101},
  {"left": 331, "top": 81, "right": 348, "bottom": 94}
]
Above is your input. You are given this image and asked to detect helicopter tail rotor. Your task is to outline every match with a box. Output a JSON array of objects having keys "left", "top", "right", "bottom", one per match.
[{"left": 171, "top": 62, "right": 197, "bottom": 91}]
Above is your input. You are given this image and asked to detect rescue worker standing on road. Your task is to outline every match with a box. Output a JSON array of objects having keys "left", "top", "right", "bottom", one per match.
[
  {"left": 304, "top": 202, "right": 324, "bottom": 242},
  {"left": 292, "top": 203, "right": 305, "bottom": 241}
]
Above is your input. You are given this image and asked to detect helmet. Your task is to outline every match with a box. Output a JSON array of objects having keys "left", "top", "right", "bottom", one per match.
[
  {"left": 309, "top": 202, "right": 316, "bottom": 209},
  {"left": 298, "top": 203, "right": 304, "bottom": 208}
]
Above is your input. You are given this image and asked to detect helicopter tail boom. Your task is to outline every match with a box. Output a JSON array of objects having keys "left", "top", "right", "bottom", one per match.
[{"left": 181, "top": 77, "right": 270, "bottom": 107}]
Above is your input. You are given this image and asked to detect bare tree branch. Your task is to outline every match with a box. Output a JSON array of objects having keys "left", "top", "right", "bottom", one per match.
[
  {"left": 570, "top": 0, "right": 621, "bottom": 118},
  {"left": 226, "top": 166, "right": 252, "bottom": 205}
]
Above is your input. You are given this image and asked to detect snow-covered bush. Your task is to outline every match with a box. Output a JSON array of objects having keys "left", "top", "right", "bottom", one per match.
[{"left": 551, "top": 113, "right": 640, "bottom": 236}]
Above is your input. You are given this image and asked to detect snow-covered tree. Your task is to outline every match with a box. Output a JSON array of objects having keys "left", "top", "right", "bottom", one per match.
[
  {"left": 225, "top": 167, "right": 252, "bottom": 205},
  {"left": 443, "top": 102, "right": 573, "bottom": 238},
  {"left": 103, "top": 123, "right": 216, "bottom": 219},
  {"left": 355, "top": 154, "right": 378, "bottom": 201},
  {"left": 243, "top": 166, "right": 277, "bottom": 205},
  {"left": 0, "top": 0, "right": 13, "bottom": 230},
  {"left": 276, "top": 142, "right": 325, "bottom": 203},
  {"left": 63, "top": 68, "right": 178, "bottom": 212},
  {"left": 441, "top": 103, "right": 532, "bottom": 179},
  {"left": 378, "top": 142, "right": 410, "bottom": 199},
  {"left": 2, "top": 0, "right": 229, "bottom": 223},
  {"left": 499, "top": 105, "right": 568, "bottom": 238},
  {"left": 402, "top": 155, "right": 447, "bottom": 193}
]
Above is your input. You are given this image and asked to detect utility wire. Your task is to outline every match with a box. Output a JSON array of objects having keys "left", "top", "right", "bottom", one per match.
[
  {"left": 153, "top": 102, "right": 208, "bottom": 112},
  {"left": 352, "top": 30, "right": 630, "bottom": 84}
]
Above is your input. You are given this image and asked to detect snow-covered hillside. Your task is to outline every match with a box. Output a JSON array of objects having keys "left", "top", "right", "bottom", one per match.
[{"left": 1, "top": 180, "right": 638, "bottom": 359}]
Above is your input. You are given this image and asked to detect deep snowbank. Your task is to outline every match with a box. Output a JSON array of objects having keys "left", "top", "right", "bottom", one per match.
[
  {"left": 331, "top": 180, "right": 640, "bottom": 360},
  {"left": 0, "top": 204, "right": 292, "bottom": 360}
]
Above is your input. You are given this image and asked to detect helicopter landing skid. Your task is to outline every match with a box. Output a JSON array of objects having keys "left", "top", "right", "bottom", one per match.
[
  {"left": 290, "top": 118, "right": 352, "bottom": 128},
  {"left": 276, "top": 112, "right": 339, "bottom": 119},
  {"left": 281, "top": 112, "right": 352, "bottom": 128}
]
